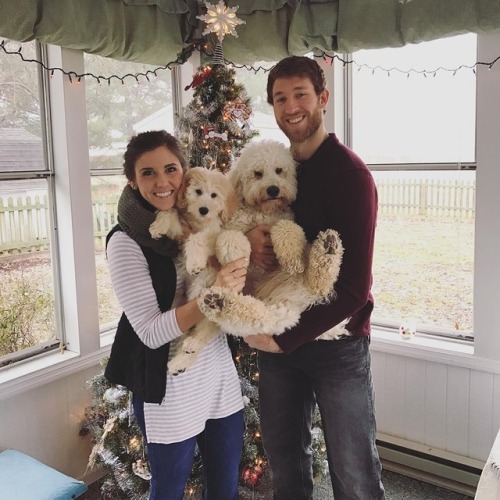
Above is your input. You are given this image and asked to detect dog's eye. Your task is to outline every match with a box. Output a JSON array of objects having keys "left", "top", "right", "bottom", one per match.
[
  {"left": 195, "top": 189, "right": 202, "bottom": 196},
  {"left": 211, "top": 192, "right": 217, "bottom": 198},
  {"left": 275, "top": 168, "right": 283, "bottom": 175},
  {"left": 254, "top": 171, "right": 263, "bottom": 179}
]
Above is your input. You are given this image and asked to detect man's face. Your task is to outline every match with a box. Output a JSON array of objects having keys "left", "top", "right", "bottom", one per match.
[{"left": 271, "top": 76, "right": 328, "bottom": 144}]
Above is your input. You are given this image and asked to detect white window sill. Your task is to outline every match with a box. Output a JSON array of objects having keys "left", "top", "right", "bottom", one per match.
[
  {"left": 371, "top": 328, "right": 500, "bottom": 374},
  {"left": 2, "top": 327, "right": 500, "bottom": 401},
  {"left": 0, "top": 334, "right": 113, "bottom": 401}
]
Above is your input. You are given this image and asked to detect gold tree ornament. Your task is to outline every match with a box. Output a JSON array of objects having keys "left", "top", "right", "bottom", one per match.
[{"left": 198, "top": 1, "right": 245, "bottom": 43}]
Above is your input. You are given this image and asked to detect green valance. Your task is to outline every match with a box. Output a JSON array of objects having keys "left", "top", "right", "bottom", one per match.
[{"left": 0, "top": 0, "right": 499, "bottom": 65}]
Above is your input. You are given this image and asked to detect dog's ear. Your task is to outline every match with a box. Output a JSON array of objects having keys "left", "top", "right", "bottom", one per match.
[
  {"left": 176, "top": 170, "right": 191, "bottom": 209},
  {"left": 221, "top": 185, "right": 238, "bottom": 223},
  {"left": 228, "top": 164, "right": 244, "bottom": 200}
]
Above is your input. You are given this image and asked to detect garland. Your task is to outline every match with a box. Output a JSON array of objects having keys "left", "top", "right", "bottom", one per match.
[{"left": 1, "top": 38, "right": 499, "bottom": 84}]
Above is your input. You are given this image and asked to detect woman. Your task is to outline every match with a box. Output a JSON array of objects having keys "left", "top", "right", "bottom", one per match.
[{"left": 104, "top": 130, "right": 247, "bottom": 500}]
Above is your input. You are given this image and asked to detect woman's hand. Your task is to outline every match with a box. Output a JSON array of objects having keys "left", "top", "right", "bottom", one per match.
[
  {"left": 245, "top": 224, "right": 279, "bottom": 272},
  {"left": 213, "top": 257, "right": 248, "bottom": 293}
]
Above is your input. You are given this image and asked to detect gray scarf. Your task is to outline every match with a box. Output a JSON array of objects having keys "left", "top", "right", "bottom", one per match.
[{"left": 117, "top": 184, "right": 179, "bottom": 258}]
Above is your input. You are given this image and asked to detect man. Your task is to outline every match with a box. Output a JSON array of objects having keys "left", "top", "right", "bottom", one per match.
[{"left": 245, "top": 56, "right": 385, "bottom": 500}]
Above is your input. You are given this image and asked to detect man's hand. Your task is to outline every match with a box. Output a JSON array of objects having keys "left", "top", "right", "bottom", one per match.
[
  {"left": 244, "top": 334, "right": 283, "bottom": 353},
  {"left": 245, "top": 225, "right": 279, "bottom": 272}
]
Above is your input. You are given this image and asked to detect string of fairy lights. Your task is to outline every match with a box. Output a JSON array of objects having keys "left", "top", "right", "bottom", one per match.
[{"left": 1, "top": 38, "right": 499, "bottom": 85}]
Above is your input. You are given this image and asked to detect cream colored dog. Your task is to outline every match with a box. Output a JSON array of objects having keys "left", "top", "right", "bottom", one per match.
[
  {"left": 198, "top": 139, "right": 347, "bottom": 340},
  {"left": 149, "top": 166, "right": 243, "bottom": 274},
  {"left": 149, "top": 167, "right": 250, "bottom": 375}
]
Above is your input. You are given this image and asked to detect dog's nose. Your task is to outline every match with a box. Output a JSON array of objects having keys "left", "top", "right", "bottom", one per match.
[
  {"left": 199, "top": 207, "right": 209, "bottom": 216},
  {"left": 267, "top": 185, "right": 280, "bottom": 198}
]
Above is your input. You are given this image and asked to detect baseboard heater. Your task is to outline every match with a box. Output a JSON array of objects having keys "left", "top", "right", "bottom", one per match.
[{"left": 377, "top": 440, "right": 482, "bottom": 498}]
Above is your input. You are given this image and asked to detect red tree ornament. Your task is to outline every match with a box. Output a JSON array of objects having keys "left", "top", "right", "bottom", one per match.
[{"left": 184, "top": 66, "right": 213, "bottom": 91}]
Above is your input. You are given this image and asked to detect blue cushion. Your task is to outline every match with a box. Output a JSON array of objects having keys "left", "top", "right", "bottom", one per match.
[{"left": 0, "top": 449, "right": 88, "bottom": 500}]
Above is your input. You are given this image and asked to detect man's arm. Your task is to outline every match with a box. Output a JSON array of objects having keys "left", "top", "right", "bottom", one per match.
[{"left": 274, "top": 169, "right": 377, "bottom": 354}]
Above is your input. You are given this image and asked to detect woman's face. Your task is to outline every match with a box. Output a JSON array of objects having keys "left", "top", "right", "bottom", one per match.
[{"left": 131, "top": 146, "right": 184, "bottom": 211}]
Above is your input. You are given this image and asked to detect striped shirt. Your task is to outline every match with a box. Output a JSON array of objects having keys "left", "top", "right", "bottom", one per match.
[{"left": 107, "top": 231, "right": 243, "bottom": 444}]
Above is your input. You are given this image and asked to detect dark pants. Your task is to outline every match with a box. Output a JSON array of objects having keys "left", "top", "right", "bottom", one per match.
[
  {"left": 258, "top": 336, "right": 385, "bottom": 500},
  {"left": 133, "top": 396, "right": 244, "bottom": 500}
]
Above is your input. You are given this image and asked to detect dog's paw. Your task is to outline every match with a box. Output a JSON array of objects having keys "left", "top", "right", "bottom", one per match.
[
  {"left": 271, "top": 220, "right": 306, "bottom": 274},
  {"left": 182, "top": 338, "right": 198, "bottom": 354},
  {"left": 187, "top": 265, "right": 202, "bottom": 276},
  {"left": 149, "top": 221, "right": 164, "bottom": 240},
  {"left": 168, "top": 357, "right": 188, "bottom": 375},
  {"left": 319, "top": 229, "right": 342, "bottom": 255},
  {"left": 168, "top": 359, "right": 186, "bottom": 375},
  {"left": 171, "top": 368, "right": 185, "bottom": 376},
  {"left": 203, "top": 292, "right": 224, "bottom": 311},
  {"left": 186, "top": 254, "right": 207, "bottom": 276}
]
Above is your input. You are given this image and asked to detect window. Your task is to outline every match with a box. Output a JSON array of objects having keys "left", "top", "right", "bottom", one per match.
[
  {"left": 350, "top": 34, "right": 477, "bottom": 338},
  {"left": 84, "top": 53, "right": 174, "bottom": 331},
  {"left": 0, "top": 40, "right": 59, "bottom": 365}
]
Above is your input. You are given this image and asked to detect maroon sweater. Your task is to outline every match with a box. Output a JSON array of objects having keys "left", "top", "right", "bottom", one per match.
[{"left": 274, "top": 134, "right": 378, "bottom": 354}]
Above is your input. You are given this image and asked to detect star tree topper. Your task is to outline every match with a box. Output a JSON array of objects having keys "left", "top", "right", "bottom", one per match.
[{"left": 198, "top": 1, "right": 245, "bottom": 43}]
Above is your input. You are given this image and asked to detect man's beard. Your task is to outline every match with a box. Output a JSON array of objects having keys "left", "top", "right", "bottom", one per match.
[{"left": 277, "top": 107, "right": 323, "bottom": 144}]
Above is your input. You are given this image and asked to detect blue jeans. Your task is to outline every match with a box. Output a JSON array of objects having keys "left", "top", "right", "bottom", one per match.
[
  {"left": 258, "top": 336, "right": 385, "bottom": 500},
  {"left": 133, "top": 397, "right": 244, "bottom": 500}
]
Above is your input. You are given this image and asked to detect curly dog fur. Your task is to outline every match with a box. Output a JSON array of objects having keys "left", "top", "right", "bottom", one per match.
[{"left": 198, "top": 140, "right": 347, "bottom": 340}]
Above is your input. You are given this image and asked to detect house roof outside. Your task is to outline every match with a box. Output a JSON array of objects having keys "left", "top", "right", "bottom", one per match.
[
  {"left": 0, "top": 128, "right": 45, "bottom": 172},
  {"left": 0, "top": 128, "right": 46, "bottom": 199}
]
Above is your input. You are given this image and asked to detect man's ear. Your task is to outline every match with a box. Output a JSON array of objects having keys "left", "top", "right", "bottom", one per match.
[{"left": 319, "top": 89, "right": 330, "bottom": 108}]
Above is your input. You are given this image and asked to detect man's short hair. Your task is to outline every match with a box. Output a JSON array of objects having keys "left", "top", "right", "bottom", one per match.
[{"left": 267, "top": 56, "right": 327, "bottom": 105}]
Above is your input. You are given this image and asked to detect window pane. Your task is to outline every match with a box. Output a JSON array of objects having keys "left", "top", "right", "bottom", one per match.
[
  {"left": 91, "top": 175, "right": 126, "bottom": 329},
  {"left": 371, "top": 170, "right": 474, "bottom": 335},
  {"left": 84, "top": 53, "right": 174, "bottom": 329},
  {"left": 0, "top": 180, "right": 57, "bottom": 359},
  {"left": 84, "top": 53, "right": 174, "bottom": 171},
  {"left": 0, "top": 41, "right": 44, "bottom": 169},
  {"left": 352, "top": 34, "right": 476, "bottom": 164}
]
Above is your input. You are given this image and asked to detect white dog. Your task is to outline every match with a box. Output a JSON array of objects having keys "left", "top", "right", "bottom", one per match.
[
  {"left": 198, "top": 139, "right": 347, "bottom": 340},
  {"left": 149, "top": 167, "right": 250, "bottom": 375},
  {"left": 149, "top": 166, "right": 243, "bottom": 275}
]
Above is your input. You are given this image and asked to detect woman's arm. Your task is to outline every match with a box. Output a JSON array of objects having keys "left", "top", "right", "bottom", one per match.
[{"left": 108, "top": 231, "right": 247, "bottom": 347}]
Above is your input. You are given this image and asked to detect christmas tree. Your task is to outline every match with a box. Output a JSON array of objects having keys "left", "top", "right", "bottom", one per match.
[{"left": 176, "top": 62, "right": 259, "bottom": 172}]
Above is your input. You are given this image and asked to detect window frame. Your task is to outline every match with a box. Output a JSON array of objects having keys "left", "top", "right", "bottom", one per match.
[
  {"left": 341, "top": 38, "right": 477, "bottom": 342},
  {"left": 0, "top": 41, "right": 64, "bottom": 368}
]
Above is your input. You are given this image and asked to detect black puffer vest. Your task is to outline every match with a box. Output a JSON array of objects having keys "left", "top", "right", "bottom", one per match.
[{"left": 104, "top": 225, "right": 177, "bottom": 403}]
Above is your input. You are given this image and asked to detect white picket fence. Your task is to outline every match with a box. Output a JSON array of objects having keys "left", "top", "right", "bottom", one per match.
[
  {"left": 0, "top": 179, "right": 476, "bottom": 255},
  {"left": 377, "top": 178, "right": 475, "bottom": 218}
]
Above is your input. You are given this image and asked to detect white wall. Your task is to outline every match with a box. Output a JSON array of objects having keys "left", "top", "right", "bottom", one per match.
[
  {"left": 371, "top": 350, "right": 500, "bottom": 468},
  {"left": 0, "top": 365, "right": 101, "bottom": 480}
]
